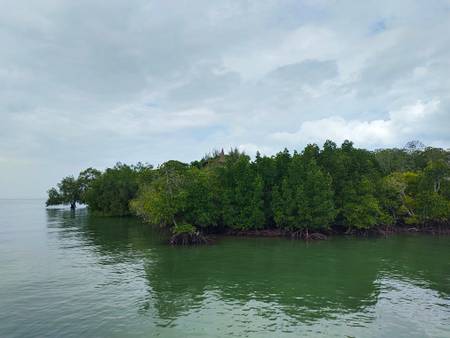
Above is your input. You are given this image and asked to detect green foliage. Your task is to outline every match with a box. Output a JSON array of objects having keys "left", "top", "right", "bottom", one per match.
[
  {"left": 218, "top": 153, "right": 265, "bottom": 229},
  {"left": 416, "top": 191, "right": 450, "bottom": 223},
  {"left": 46, "top": 167, "right": 102, "bottom": 209},
  {"left": 46, "top": 176, "right": 81, "bottom": 209},
  {"left": 272, "top": 155, "right": 335, "bottom": 231},
  {"left": 49, "top": 140, "right": 450, "bottom": 232},
  {"left": 301, "top": 160, "right": 336, "bottom": 229},
  {"left": 78, "top": 168, "right": 101, "bottom": 203},
  {"left": 131, "top": 161, "right": 189, "bottom": 227},
  {"left": 85, "top": 163, "right": 151, "bottom": 216},
  {"left": 317, "top": 140, "right": 388, "bottom": 229},
  {"left": 172, "top": 223, "right": 197, "bottom": 235},
  {"left": 374, "top": 148, "right": 414, "bottom": 174},
  {"left": 182, "top": 168, "right": 221, "bottom": 228},
  {"left": 342, "top": 194, "right": 384, "bottom": 229},
  {"left": 46, "top": 187, "right": 62, "bottom": 206},
  {"left": 254, "top": 152, "right": 277, "bottom": 226},
  {"left": 421, "top": 160, "right": 449, "bottom": 193}
]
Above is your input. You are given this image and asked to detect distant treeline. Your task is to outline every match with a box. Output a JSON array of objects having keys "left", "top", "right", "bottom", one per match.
[{"left": 47, "top": 140, "right": 450, "bottom": 237}]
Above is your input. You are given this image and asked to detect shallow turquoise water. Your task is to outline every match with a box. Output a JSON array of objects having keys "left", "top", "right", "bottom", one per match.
[{"left": 0, "top": 199, "right": 449, "bottom": 337}]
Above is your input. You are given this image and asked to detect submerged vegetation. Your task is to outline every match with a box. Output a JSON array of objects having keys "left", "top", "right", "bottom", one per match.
[{"left": 47, "top": 140, "right": 450, "bottom": 243}]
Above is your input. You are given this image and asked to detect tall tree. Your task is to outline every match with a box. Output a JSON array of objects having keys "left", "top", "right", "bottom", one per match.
[
  {"left": 218, "top": 151, "right": 265, "bottom": 229},
  {"left": 273, "top": 154, "right": 335, "bottom": 233},
  {"left": 131, "top": 161, "right": 188, "bottom": 226}
]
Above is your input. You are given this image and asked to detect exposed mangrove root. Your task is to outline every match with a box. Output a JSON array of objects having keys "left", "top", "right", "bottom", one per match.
[
  {"left": 342, "top": 223, "right": 450, "bottom": 237},
  {"left": 225, "top": 228, "right": 328, "bottom": 240},
  {"left": 226, "top": 228, "right": 288, "bottom": 237},
  {"left": 290, "top": 229, "right": 328, "bottom": 240},
  {"left": 169, "top": 231, "right": 209, "bottom": 246},
  {"left": 309, "top": 232, "right": 328, "bottom": 240},
  {"left": 172, "top": 223, "right": 450, "bottom": 246}
]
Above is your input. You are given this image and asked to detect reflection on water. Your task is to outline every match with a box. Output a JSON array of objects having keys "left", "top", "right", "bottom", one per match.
[{"left": 0, "top": 200, "right": 449, "bottom": 337}]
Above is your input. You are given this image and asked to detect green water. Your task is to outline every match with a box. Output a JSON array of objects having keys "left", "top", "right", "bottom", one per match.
[{"left": 0, "top": 200, "right": 449, "bottom": 337}]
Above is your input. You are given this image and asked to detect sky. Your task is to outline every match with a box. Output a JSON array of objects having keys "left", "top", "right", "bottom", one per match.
[{"left": 1, "top": 0, "right": 450, "bottom": 198}]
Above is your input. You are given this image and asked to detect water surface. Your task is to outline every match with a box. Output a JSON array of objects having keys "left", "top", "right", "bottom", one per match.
[{"left": 0, "top": 199, "right": 449, "bottom": 337}]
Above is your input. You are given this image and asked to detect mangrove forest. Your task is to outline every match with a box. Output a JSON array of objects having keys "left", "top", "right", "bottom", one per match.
[{"left": 46, "top": 140, "right": 450, "bottom": 242}]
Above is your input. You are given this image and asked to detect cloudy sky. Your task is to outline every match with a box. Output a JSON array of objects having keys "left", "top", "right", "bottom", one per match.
[{"left": 1, "top": 0, "right": 450, "bottom": 198}]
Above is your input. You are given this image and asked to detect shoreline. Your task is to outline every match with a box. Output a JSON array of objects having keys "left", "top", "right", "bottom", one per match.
[
  {"left": 176, "top": 224, "right": 450, "bottom": 245},
  {"left": 225, "top": 225, "right": 450, "bottom": 238}
]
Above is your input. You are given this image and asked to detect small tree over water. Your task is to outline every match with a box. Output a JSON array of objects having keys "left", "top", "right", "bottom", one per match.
[{"left": 46, "top": 176, "right": 81, "bottom": 209}]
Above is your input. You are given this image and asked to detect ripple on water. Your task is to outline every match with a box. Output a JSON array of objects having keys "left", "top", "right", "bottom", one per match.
[{"left": 1, "top": 200, "right": 450, "bottom": 338}]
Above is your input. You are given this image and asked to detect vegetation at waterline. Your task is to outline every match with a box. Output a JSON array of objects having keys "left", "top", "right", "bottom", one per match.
[
  {"left": 47, "top": 140, "right": 450, "bottom": 242},
  {"left": 46, "top": 163, "right": 152, "bottom": 214}
]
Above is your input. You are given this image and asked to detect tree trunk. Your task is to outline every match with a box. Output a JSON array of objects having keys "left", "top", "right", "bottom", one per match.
[{"left": 434, "top": 179, "right": 440, "bottom": 193}]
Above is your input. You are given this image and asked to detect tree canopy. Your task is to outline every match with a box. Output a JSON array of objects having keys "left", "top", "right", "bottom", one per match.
[{"left": 47, "top": 141, "right": 450, "bottom": 235}]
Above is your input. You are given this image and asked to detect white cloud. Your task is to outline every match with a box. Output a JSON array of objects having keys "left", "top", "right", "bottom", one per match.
[{"left": 270, "top": 99, "right": 442, "bottom": 148}]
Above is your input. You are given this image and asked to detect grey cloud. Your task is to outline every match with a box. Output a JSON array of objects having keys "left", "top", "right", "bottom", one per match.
[
  {"left": 0, "top": 0, "right": 450, "bottom": 197},
  {"left": 266, "top": 60, "right": 338, "bottom": 86},
  {"left": 167, "top": 67, "right": 241, "bottom": 107}
]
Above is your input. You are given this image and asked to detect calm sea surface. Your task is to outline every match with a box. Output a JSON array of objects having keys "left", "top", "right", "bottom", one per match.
[{"left": 0, "top": 199, "right": 449, "bottom": 337}]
